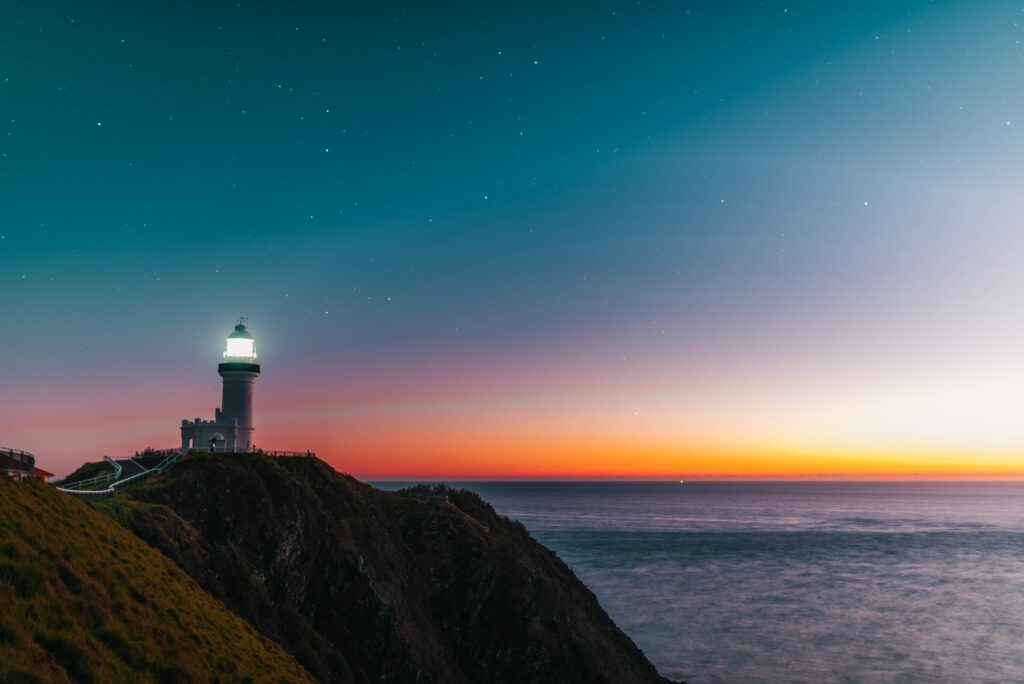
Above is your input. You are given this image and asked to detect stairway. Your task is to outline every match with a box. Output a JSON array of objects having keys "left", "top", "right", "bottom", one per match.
[{"left": 57, "top": 450, "right": 182, "bottom": 500}]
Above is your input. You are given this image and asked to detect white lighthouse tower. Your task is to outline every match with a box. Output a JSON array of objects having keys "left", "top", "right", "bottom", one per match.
[
  {"left": 180, "top": 320, "right": 261, "bottom": 453},
  {"left": 219, "top": 321, "right": 260, "bottom": 450}
]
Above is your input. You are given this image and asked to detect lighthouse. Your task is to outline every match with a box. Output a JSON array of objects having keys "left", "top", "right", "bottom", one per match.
[
  {"left": 180, "top": 320, "right": 261, "bottom": 453},
  {"left": 219, "top": 321, "right": 260, "bottom": 450}
]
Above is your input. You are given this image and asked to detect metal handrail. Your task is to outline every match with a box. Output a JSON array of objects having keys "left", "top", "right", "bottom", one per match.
[
  {"left": 56, "top": 448, "right": 315, "bottom": 500},
  {"left": 57, "top": 450, "right": 182, "bottom": 498},
  {"left": 59, "top": 456, "right": 123, "bottom": 491},
  {"left": 105, "top": 455, "right": 123, "bottom": 479},
  {"left": 59, "top": 473, "right": 114, "bottom": 490},
  {"left": 108, "top": 451, "right": 181, "bottom": 492},
  {"left": 130, "top": 457, "right": 152, "bottom": 473}
]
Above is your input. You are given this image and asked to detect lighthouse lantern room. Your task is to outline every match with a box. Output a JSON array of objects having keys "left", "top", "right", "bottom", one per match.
[{"left": 224, "top": 323, "right": 257, "bottom": 362}]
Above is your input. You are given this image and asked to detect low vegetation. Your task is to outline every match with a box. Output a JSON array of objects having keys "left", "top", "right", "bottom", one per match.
[{"left": 0, "top": 475, "right": 314, "bottom": 683}]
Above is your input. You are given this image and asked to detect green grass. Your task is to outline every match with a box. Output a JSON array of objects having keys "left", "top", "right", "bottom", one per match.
[{"left": 0, "top": 475, "right": 315, "bottom": 683}]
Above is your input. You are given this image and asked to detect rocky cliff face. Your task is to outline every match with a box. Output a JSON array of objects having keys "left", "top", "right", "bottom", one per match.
[{"left": 105, "top": 453, "right": 674, "bottom": 684}]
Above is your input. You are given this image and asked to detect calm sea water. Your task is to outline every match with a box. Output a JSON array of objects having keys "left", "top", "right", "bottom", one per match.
[{"left": 374, "top": 481, "right": 1024, "bottom": 683}]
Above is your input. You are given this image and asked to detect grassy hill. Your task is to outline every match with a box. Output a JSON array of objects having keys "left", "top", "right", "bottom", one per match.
[{"left": 0, "top": 475, "right": 314, "bottom": 683}]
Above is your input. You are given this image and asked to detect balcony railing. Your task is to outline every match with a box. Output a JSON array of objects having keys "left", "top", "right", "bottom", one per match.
[{"left": 0, "top": 447, "right": 35, "bottom": 475}]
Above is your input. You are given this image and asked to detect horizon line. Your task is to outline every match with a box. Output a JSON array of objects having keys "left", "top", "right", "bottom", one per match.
[{"left": 360, "top": 474, "right": 1024, "bottom": 482}]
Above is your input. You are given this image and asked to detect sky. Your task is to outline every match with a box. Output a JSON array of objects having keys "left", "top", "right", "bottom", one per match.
[{"left": 4, "top": 1, "right": 1024, "bottom": 478}]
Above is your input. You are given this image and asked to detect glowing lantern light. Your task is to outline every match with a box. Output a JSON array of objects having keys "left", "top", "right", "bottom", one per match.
[{"left": 223, "top": 322, "right": 257, "bottom": 361}]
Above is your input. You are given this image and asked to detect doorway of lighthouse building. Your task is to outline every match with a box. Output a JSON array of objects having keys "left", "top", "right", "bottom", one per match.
[{"left": 209, "top": 434, "right": 226, "bottom": 452}]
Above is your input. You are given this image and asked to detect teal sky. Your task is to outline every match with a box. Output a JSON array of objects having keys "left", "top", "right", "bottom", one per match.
[{"left": 5, "top": 1, "right": 1024, "bottom": 475}]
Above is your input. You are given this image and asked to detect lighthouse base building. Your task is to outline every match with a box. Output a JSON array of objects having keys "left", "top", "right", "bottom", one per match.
[
  {"left": 180, "top": 321, "right": 260, "bottom": 453},
  {"left": 180, "top": 413, "right": 249, "bottom": 453}
]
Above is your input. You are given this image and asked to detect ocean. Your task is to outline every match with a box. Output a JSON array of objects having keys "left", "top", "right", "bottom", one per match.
[{"left": 375, "top": 481, "right": 1024, "bottom": 683}]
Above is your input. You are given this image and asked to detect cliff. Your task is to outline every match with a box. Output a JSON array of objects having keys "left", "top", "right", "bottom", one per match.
[{"left": 103, "top": 453, "right": 673, "bottom": 683}]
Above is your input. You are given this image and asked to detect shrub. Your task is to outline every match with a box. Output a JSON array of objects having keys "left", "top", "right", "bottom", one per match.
[
  {"left": 97, "top": 624, "right": 132, "bottom": 662},
  {"left": 56, "top": 563, "right": 84, "bottom": 596},
  {"left": 2, "top": 670, "right": 43, "bottom": 684},
  {"left": 151, "top": 661, "right": 188, "bottom": 684},
  {"left": 0, "top": 620, "right": 19, "bottom": 644},
  {"left": 33, "top": 627, "right": 94, "bottom": 684},
  {"left": 0, "top": 559, "right": 43, "bottom": 598}
]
